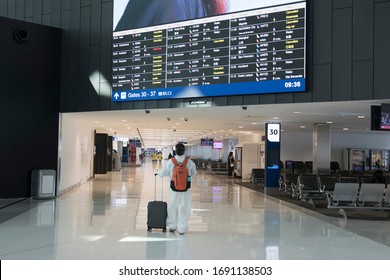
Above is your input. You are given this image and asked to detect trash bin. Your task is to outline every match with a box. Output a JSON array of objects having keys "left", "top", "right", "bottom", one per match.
[
  {"left": 112, "top": 152, "right": 121, "bottom": 171},
  {"left": 31, "top": 169, "right": 56, "bottom": 199}
]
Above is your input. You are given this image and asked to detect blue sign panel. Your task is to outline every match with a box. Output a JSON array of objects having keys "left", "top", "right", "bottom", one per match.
[
  {"left": 112, "top": 78, "right": 305, "bottom": 101},
  {"left": 265, "top": 123, "right": 281, "bottom": 190}
]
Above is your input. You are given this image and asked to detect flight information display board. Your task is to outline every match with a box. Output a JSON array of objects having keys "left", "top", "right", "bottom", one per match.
[{"left": 112, "top": 1, "right": 306, "bottom": 102}]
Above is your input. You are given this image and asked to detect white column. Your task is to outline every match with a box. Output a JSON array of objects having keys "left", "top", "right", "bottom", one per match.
[{"left": 313, "top": 124, "right": 331, "bottom": 174}]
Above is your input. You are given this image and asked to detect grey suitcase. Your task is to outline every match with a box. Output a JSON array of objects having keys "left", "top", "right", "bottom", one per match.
[{"left": 147, "top": 174, "right": 167, "bottom": 232}]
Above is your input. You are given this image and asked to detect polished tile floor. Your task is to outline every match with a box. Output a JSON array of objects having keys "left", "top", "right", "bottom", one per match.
[{"left": 1, "top": 159, "right": 390, "bottom": 260}]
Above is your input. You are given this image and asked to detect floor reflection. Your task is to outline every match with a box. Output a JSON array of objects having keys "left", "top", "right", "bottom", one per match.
[{"left": 1, "top": 158, "right": 390, "bottom": 259}]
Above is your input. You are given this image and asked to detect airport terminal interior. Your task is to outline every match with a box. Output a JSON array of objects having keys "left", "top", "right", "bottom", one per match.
[
  {"left": 1, "top": 157, "right": 390, "bottom": 260},
  {"left": 2, "top": 0, "right": 390, "bottom": 261}
]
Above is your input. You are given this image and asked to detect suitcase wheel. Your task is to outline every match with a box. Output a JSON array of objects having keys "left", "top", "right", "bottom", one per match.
[
  {"left": 163, "top": 228, "right": 166, "bottom": 232},
  {"left": 147, "top": 228, "right": 152, "bottom": 232}
]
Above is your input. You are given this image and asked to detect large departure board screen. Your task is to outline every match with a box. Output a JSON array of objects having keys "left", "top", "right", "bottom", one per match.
[{"left": 112, "top": 0, "right": 306, "bottom": 102}]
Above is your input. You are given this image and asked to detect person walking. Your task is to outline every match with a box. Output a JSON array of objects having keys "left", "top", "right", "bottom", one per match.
[
  {"left": 158, "top": 143, "right": 197, "bottom": 235},
  {"left": 227, "top": 151, "right": 235, "bottom": 177}
]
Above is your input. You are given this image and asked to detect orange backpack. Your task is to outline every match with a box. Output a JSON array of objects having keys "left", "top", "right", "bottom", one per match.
[{"left": 170, "top": 157, "right": 191, "bottom": 192}]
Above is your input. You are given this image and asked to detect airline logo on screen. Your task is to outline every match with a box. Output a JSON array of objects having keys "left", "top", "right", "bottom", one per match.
[{"left": 267, "top": 123, "right": 281, "bottom": 143}]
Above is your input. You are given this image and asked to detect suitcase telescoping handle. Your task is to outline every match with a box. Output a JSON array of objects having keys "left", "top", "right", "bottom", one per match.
[{"left": 154, "top": 173, "right": 164, "bottom": 201}]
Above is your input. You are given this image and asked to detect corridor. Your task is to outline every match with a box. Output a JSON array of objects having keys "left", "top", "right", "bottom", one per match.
[{"left": 1, "top": 158, "right": 390, "bottom": 260}]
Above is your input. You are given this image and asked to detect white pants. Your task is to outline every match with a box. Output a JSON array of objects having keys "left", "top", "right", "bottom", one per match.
[{"left": 166, "top": 189, "right": 192, "bottom": 233}]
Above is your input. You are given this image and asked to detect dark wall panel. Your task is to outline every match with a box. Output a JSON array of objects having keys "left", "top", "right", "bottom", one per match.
[
  {"left": 313, "top": 64, "right": 332, "bottom": 102},
  {"left": 122, "top": 102, "right": 134, "bottom": 110},
  {"left": 59, "top": 9, "right": 72, "bottom": 110},
  {"left": 80, "top": 6, "right": 91, "bottom": 110},
  {"left": 42, "top": 13, "right": 50, "bottom": 25},
  {"left": 24, "top": 0, "right": 33, "bottom": 18},
  {"left": 353, "top": 0, "right": 374, "bottom": 61},
  {"left": 61, "top": 0, "right": 70, "bottom": 11},
  {"left": 332, "top": 8, "right": 352, "bottom": 101},
  {"left": 374, "top": 2, "right": 390, "bottom": 99},
  {"left": 259, "top": 94, "right": 277, "bottom": 105},
  {"left": 312, "top": 0, "right": 332, "bottom": 65},
  {"left": 0, "top": 0, "right": 7, "bottom": 17},
  {"left": 353, "top": 60, "right": 373, "bottom": 100},
  {"left": 145, "top": 100, "right": 158, "bottom": 109},
  {"left": 51, "top": 0, "right": 61, "bottom": 28},
  {"left": 43, "top": 0, "right": 51, "bottom": 14},
  {"left": 81, "top": 0, "right": 91, "bottom": 7},
  {"left": 101, "top": 1, "right": 113, "bottom": 81},
  {"left": 133, "top": 100, "right": 146, "bottom": 110},
  {"left": 157, "top": 99, "right": 171, "bottom": 109},
  {"left": 295, "top": 5, "right": 313, "bottom": 104},
  {"left": 89, "top": 43, "right": 102, "bottom": 110},
  {"left": 7, "top": 0, "right": 15, "bottom": 18},
  {"left": 0, "top": 16, "right": 61, "bottom": 198},
  {"left": 213, "top": 97, "right": 228, "bottom": 107},
  {"left": 0, "top": 0, "right": 388, "bottom": 122},
  {"left": 32, "top": 0, "right": 42, "bottom": 24},
  {"left": 228, "top": 96, "right": 243, "bottom": 106},
  {"left": 276, "top": 92, "right": 294, "bottom": 104},
  {"left": 243, "top": 95, "right": 259, "bottom": 106},
  {"left": 101, "top": 1, "right": 115, "bottom": 110},
  {"left": 15, "top": 0, "right": 24, "bottom": 20},
  {"left": 333, "top": 0, "right": 352, "bottom": 9},
  {"left": 90, "top": 0, "right": 101, "bottom": 44}
]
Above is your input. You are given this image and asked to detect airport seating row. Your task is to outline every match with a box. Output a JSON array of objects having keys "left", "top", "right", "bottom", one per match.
[
  {"left": 250, "top": 168, "right": 264, "bottom": 185},
  {"left": 279, "top": 171, "right": 389, "bottom": 196},
  {"left": 279, "top": 171, "right": 390, "bottom": 218},
  {"left": 206, "top": 161, "right": 228, "bottom": 174},
  {"left": 326, "top": 182, "right": 390, "bottom": 218},
  {"left": 191, "top": 159, "right": 229, "bottom": 174}
]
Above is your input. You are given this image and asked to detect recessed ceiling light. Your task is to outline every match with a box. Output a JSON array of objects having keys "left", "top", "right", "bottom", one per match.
[
  {"left": 357, "top": 115, "right": 365, "bottom": 119},
  {"left": 294, "top": 111, "right": 301, "bottom": 114},
  {"left": 251, "top": 122, "right": 258, "bottom": 125},
  {"left": 326, "top": 121, "right": 333, "bottom": 124},
  {"left": 300, "top": 125, "right": 306, "bottom": 129},
  {"left": 343, "top": 128, "right": 349, "bottom": 131},
  {"left": 272, "top": 117, "right": 279, "bottom": 120},
  {"left": 239, "top": 126, "right": 244, "bottom": 129}
]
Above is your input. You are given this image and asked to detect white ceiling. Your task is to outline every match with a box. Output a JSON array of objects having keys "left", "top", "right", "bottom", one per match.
[{"left": 66, "top": 99, "right": 390, "bottom": 148}]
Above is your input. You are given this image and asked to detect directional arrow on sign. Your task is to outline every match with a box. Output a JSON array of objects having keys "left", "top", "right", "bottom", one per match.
[{"left": 114, "top": 93, "right": 119, "bottom": 100}]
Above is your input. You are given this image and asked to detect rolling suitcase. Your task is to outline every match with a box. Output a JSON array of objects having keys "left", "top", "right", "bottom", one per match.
[{"left": 147, "top": 174, "right": 167, "bottom": 232}]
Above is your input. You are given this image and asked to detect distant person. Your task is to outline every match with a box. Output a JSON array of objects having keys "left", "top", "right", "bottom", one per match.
[
  {"left": 115, "top": 0, "right": 230, "bottom": 31},
  {"left": 158, "top": 143, "right": 197, "bottom": 235},
  {"left": 370, "top": 170, "right": 387, "bottom": 185},
  {"left": 227, "top": 151, "right": 235, "bottom": 177},
  {"left": 152, "top": 152, "right": 157, "bottom": 164}
]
